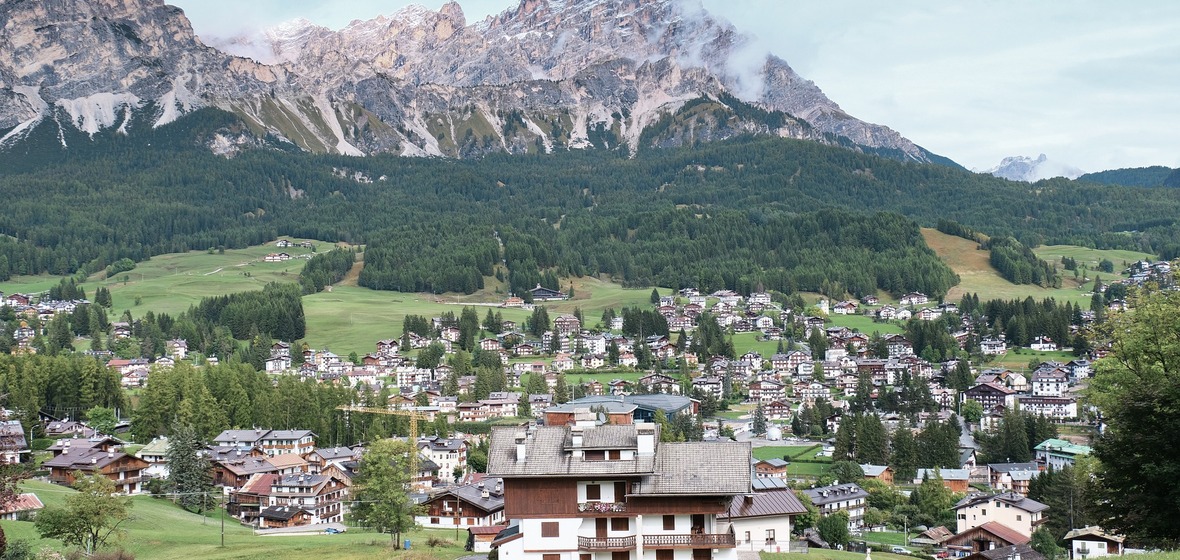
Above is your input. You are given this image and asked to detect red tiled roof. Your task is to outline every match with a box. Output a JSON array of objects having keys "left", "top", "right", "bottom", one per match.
[
  {"left": 0, "top": 493, "right": 43, "bottom": 515},
  {"left": 469, "top": 525, "right": 508, "bottom": 535},
  {"left": 241, "top": 473, "right": 278, "bottom": 496},
  {"left": 975, "top": 521, "right": 1031, "bottom": 546}
]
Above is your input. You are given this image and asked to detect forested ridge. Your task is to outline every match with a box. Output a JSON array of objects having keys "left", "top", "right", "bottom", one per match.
[{"left": 3, "top": 108, "right": 1180, "bottom": 296}]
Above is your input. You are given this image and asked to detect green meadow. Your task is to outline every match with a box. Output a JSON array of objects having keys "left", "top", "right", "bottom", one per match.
[
  {"left": 3, "top": 480, "right": 471, "bottom": 560},
  {"left": 1, "top": 239, "right": 660, "bottom": 356},
  {"left": 921, "top": 228, "right": 1112, "bottom": 306}
]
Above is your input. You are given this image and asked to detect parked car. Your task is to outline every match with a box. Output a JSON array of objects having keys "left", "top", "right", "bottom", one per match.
[
  {"left": 325, "top": 527, "right": 345, "bottom": 534},
  {"left": 891, "top": 546, "right": 911, "bottom": 555}
]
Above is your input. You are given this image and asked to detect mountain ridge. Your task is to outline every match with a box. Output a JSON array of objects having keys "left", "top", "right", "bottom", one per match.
[{"left": 0, "top": 0, "right": 951, "bottom": 163}]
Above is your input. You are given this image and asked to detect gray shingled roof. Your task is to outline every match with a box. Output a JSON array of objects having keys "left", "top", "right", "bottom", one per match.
[
  {"left": 724, "top": 488, "right": 808, "bottom": 519},
  {"left": 488, "top": 425, "right": 750, "bottom": 496},
  {"left": 488, "top": 426, "right": 656, "bottom": 478},
  {"left": 954, "top": 492, "right": 1048, "bottom": 513},
  {"left": 644, "top": 442, "right": 750, "bottom": 495},
  {"left": 803, "top": 483, "right": 868, "bottom": 506}
]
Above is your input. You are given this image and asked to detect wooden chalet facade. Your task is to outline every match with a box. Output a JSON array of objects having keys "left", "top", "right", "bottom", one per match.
[
  {"left": 44, "top": 437, "right": 148, "bottom": 494},
  {"left": 418, "top": 477, "right": 507, "bottom": 529},
  {"left": 488, "top": 421, "right": 751, "bottom": 560}
]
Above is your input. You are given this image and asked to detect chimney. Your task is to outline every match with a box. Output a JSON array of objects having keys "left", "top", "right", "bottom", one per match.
[
  {"left": 744, "top": 494, "right": 754, "bottom": 505},
  {"left": 636, "top": 422, "right": 656, "bottom": 456},
  {"left": 482, "top": 488, "right": 491, "bottom": 499},
  {"left": 91, "top": 457, "right": 98, "bottom": 464},
  {"left": 571, "top": 425, "right": 584, "bottom": 448},
  {"left": 515, "top": 432, "right": 527, "bottom": 463}
]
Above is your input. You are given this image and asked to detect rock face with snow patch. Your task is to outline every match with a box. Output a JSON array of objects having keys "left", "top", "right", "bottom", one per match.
[
  {"left": 0, "top": 0, "right": 943, "bottom": 161},
  {"left": 985, "top": 154, "right": 1084, "bottom": 182}
]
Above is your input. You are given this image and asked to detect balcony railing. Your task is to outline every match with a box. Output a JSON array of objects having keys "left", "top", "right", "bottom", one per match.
[
  {"left": 578, "top": 536, "right": 636, "bottom": 551},
  {"left": 643, "top": 532, "right": 736, "bottom": 548},
  {"left": 578, "top": 501, "right": 628, "bottom": 513}
]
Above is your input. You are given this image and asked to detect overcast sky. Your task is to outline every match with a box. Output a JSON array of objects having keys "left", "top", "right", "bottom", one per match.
[{"left": 170, "top": 0, "right": 1180, "bottom": 172}]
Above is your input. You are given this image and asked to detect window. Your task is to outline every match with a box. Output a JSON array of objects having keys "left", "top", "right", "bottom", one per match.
[
  {"left": 542, "top": 522, "right": 560, "bottom": 538},
  {"left": 1016, "top": 515, "right": 1022, "bottom": 521},
  {"left": 544, "top": 555, "right": 561, "bottom": 560},
  {"left": 608, "top": 450, "right": 621, "bottom": 460},
  {"left": 663, "top": 515, "right": 676, "bottom": 530},
  {"left": 744, "top": 531, "right": 751, "bottom": 543},
  {"left": 581, "top": 554, "right": 592, "bottom": 560},
  {"left": 766, "top": 529, "right": 776, "bottom": 543},
  {"left": 584, "top": 450, "right": 606, "bottom": 461},
  {"left": 614, "top": 481, "right": 628, "bottom": 500},
  {"left": 611, "top": 517, "right": 629, "bottom": 531},
  {"left": 657, "top": 550, "right": 674, "bottom": 560},
  {"left": 586, "top": 484, "right": 602, "bottom": 501}
]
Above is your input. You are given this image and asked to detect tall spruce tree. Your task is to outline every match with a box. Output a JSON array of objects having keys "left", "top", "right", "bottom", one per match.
[{"left": 166, "top": 422, "right": 213, "bottom": 513}]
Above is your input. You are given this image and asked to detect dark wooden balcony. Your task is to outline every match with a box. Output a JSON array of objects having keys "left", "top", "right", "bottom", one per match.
[
  {"left": 644, "top": 526, "right": 736, "bottom": 549},
  {"left": 578, "top": 536, "right": 636, "bottom": 551}
]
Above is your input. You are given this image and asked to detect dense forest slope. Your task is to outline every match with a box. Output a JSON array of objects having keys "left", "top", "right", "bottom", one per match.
[{"left": 2, "top": 108, "right": 1180, "bottom": 298}]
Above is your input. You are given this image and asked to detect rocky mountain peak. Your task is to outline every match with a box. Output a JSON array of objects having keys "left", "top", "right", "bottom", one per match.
[{"left": 0, "top": 0, "right": 946, "bottom": 163}]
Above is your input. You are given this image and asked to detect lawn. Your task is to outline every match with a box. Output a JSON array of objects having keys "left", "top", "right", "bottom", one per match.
[
  {"left": 826, "top": 314, "right": 904, "bottom": 336},
  {"left": 0, "top": 239, "right": 328, "bottom": 318},
  {"left": 1032, "top": 245, "right": 1154, "bottom": 272},
  {"left": 732, "top": 332, "right": 781, "bottom": 359},
  {"left": 303, "top": 276, "right": 655, "bottom": 355},
  {"left": 753, "top": 446, "right": 817, "bottom": 461},
  {"left": 859, "top": 530, "right": 910, "bottom": 547},
  {"left": 921, "top": 228, "right": 1099, "bottom": 306},
  {"left": 4, "top": 480, "right": 472, "bottom": 560},
  {"left": 988, "top": 348, "right": 1077, "bottom": 371},
  {"left": 764, "top": 549, "right": 913, "bottom": 560},
  {"left": 1, "top": 234, "right": 661, "bottom": 357}
]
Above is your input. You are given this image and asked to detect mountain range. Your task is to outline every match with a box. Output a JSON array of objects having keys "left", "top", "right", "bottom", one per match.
[
  {"left": 0, "top": 0, "right": 951, "bottom": 163},
  {"left": 984, "top": 154, "right": 1084, "bottom": 183}
]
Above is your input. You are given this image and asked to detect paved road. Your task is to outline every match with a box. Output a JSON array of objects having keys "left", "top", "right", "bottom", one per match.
[{"left": 256, "top": 522, "right": 348, "bottom": 536}]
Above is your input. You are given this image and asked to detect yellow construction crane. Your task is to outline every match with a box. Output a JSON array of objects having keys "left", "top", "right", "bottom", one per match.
[{"left": 337, "top": 405, "right": 429, "bottom": 482}]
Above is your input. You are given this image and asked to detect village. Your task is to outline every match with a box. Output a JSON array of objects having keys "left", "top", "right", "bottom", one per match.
[{"left": 0, "top": 260, "right": 1162, "bottom": 560}]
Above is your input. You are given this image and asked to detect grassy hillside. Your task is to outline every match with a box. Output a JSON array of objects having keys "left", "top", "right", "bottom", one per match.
[
  {"left": 4, "top": 480, "right": 470, "bottom": 560},
  {"left": 1032, "top": 244, "right": 1154, "bottom": 273},
  {"left": 2, "top": 240, "right": 660, "bottom": 356},
  {"left": 0, "top": 239, "right": 330, "bottom": 317},
  {"left": 921, "top": 229, "right": 1096, "bottom": 305},
  {"left": 303, "top": 276, "right": 659, "bottom": 355}
]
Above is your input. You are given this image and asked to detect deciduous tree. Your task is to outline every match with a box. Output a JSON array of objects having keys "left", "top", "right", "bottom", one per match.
[
  {"left": 35, "top": 473, "right": 132, "bottom": 555},
  {"left": 351, "top": 439, "right": 420, "bottom": 548}
]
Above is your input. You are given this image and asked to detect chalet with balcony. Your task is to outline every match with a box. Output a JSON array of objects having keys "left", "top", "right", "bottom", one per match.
[
  {"left": 44, "top": 439, "right": 148, "bottom": 494},
  {"left": 488, "top": 420, "right": 751, "bottom": 560},
  {"left": 987, "top": 463, "right": 1040, "bottom": 495},
  {"left": 262, "top": 473, "right": 348, "bottom": 527},
  {"left": 1063, "top": 526, "right": 1124, "bottom": 559},
  {"left": 954, "top": 492, "right": 1048, "bottom": 538},
  {"left": 211, "top": 453, "right": 277, "bottom": 489},
  {"left": 802, "top": 483, "right": 868, "bottom": 531},
  {"left": 962, "top": 383, "right": 1017, "bottom": 410},
  {"left": 419, "top": 436, "right": 468, "bottom": 484},
  {"left": 417, "top": 477, "right": 507, "bottom": 529}
]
